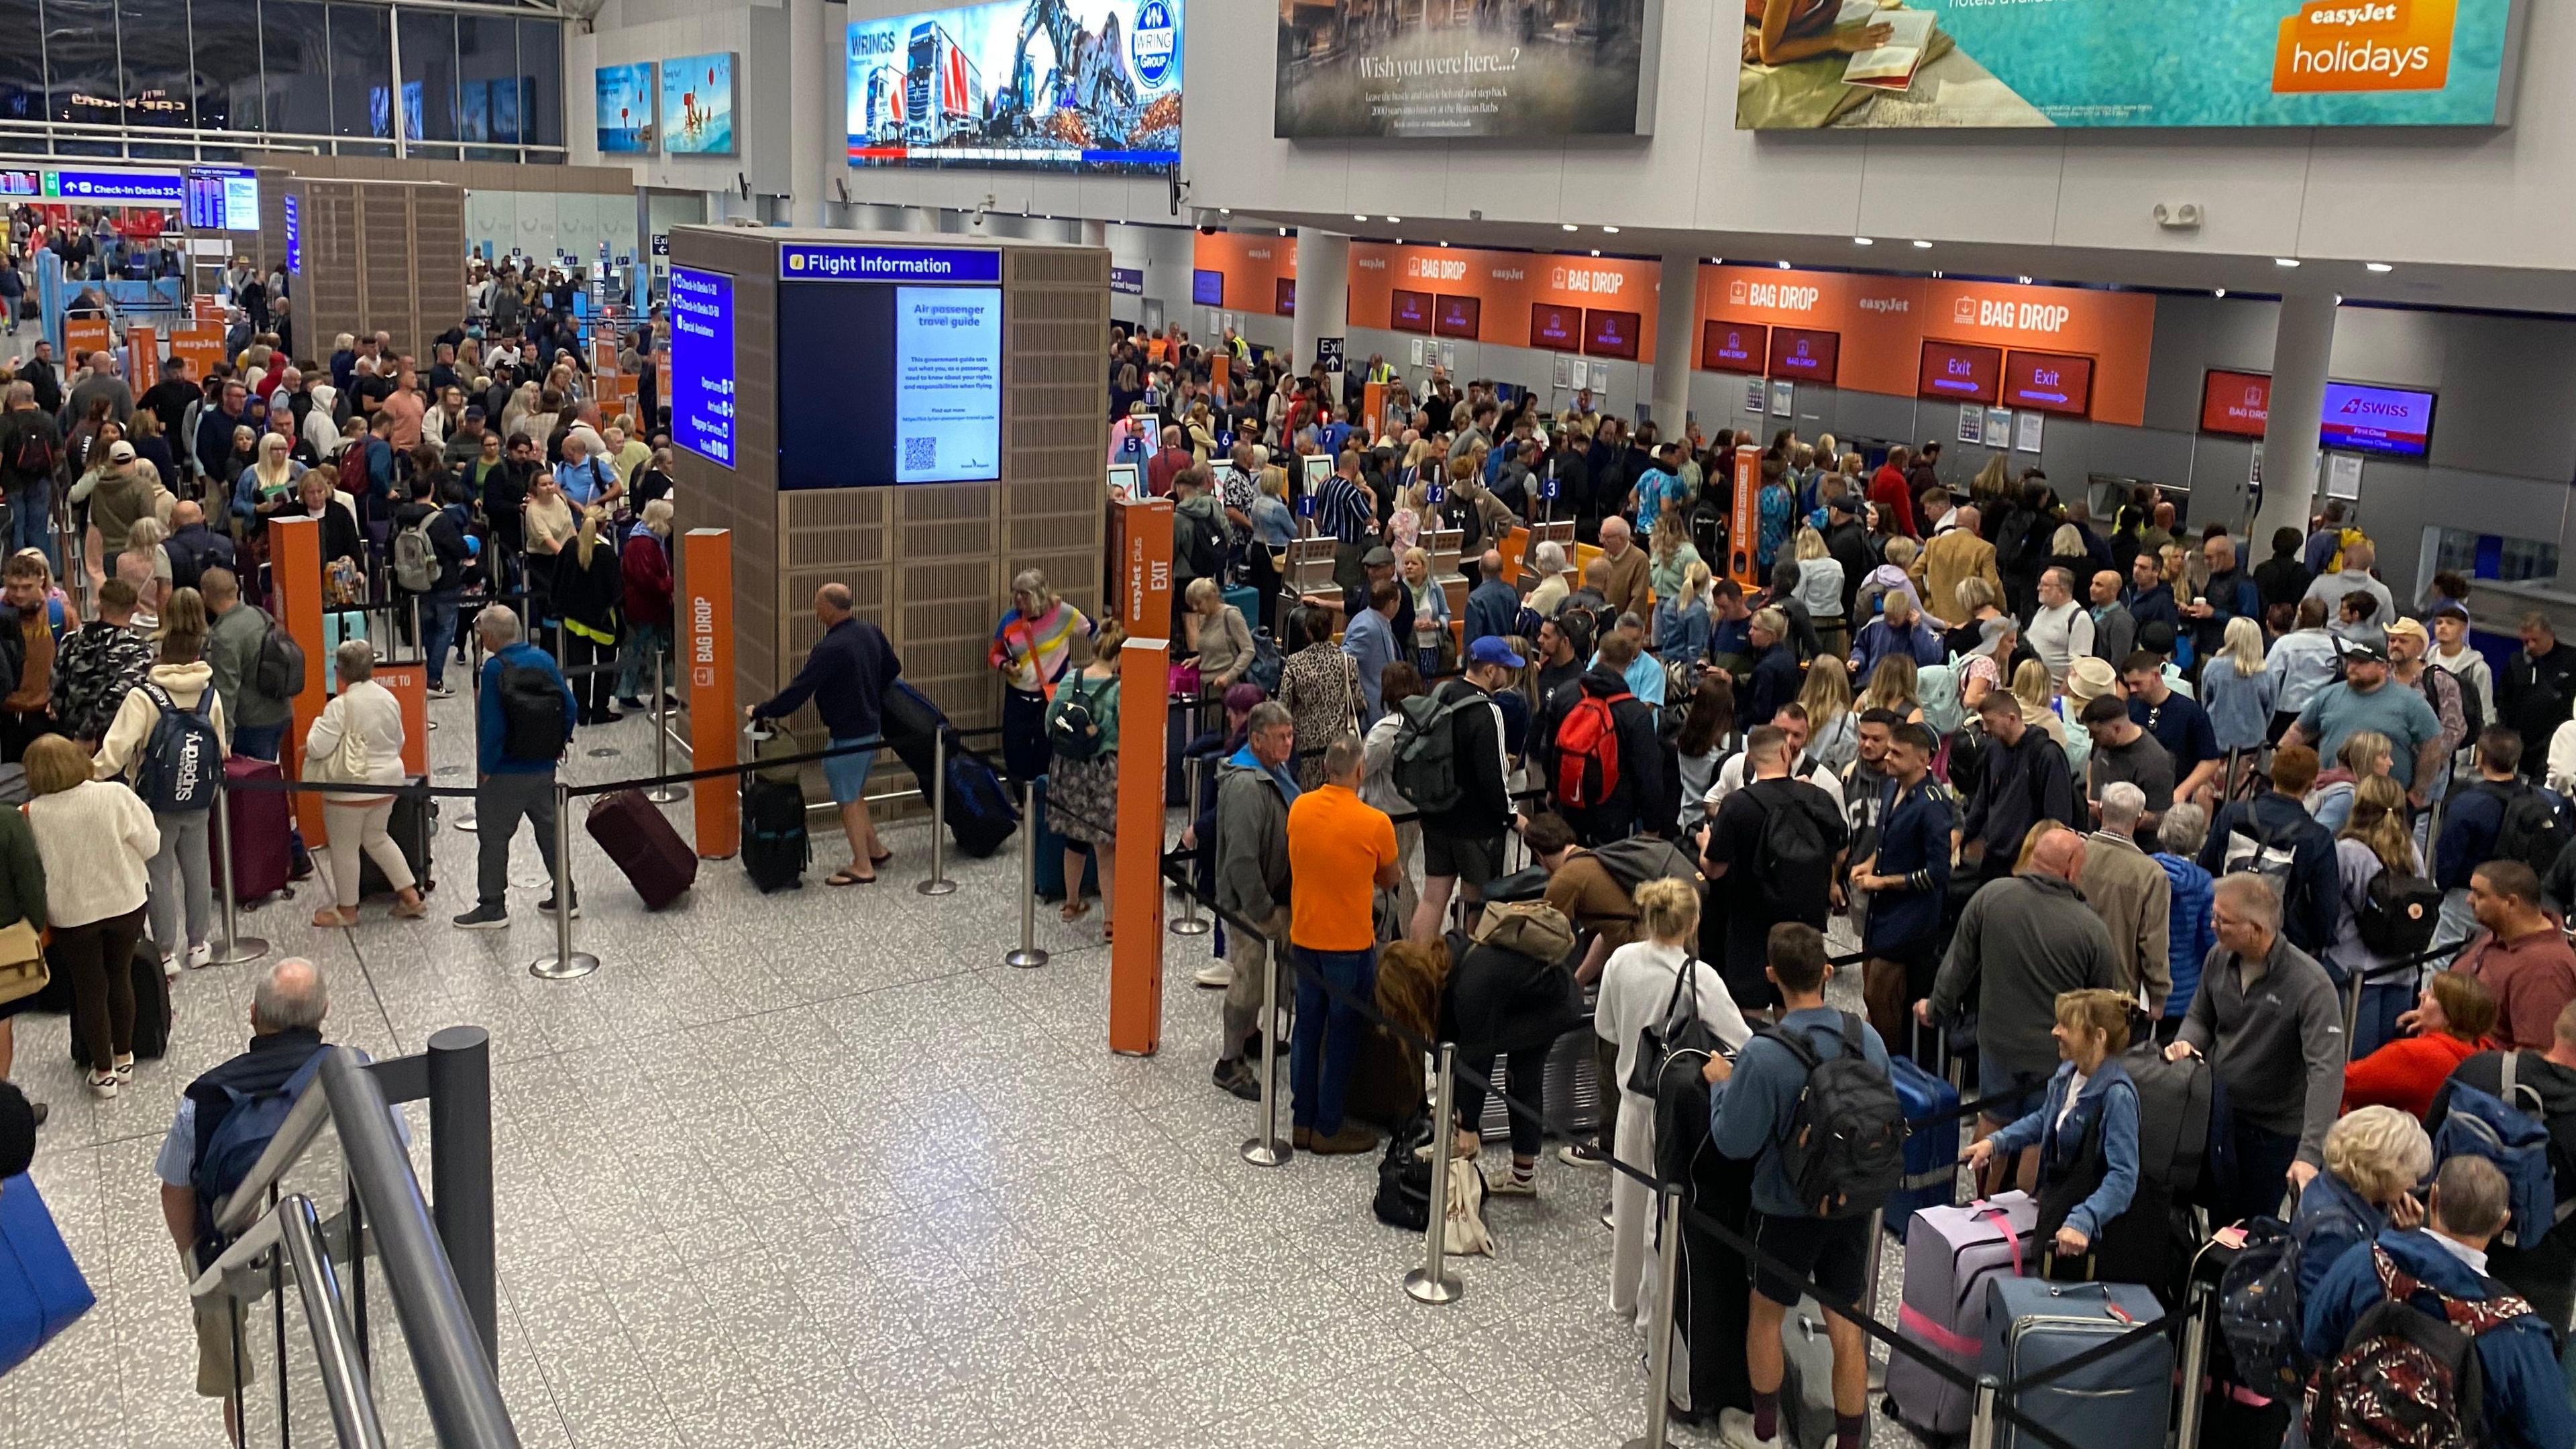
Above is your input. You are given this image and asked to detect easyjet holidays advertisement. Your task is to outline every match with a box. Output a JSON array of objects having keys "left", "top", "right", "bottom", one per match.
[{"left": 1737, "top": 0, "right": 2522, "bottom": 129}]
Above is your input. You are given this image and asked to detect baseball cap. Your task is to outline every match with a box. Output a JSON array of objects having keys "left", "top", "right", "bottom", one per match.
[
  {"left": 1466, "top": 636, "right": 1525, "bottom": 669},
  {"left": 2341, "top": 637, "right": 2390, "bottom": 663},
  {"left": 1360, "top": 545, "right": 1397, "bottom": 568},
  {"left": 107, "top": 440, "right": 133, "bottom": 463}
]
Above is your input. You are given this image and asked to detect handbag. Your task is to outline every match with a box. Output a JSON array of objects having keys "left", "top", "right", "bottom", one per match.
[
  {"left": 0, "top": 918, "right": 41, "bottom": 1008},
  {"left": 0, "top": 1172, "right": 96, "bottom": 1375},
  {"left": 1628, "top": 953, "right": 1720, "bottom": 1097}
]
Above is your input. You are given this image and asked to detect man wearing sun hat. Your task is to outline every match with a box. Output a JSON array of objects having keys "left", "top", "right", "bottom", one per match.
[{"left": 2059, "top": 655, "right": 2121, "bottom": 777}]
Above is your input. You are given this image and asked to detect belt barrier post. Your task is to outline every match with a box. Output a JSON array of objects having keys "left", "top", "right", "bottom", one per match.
[
  {"left": 529, "top": 780, "right": 597, "bottom": 980},
  {"left": 424, "top": 1026, "right": 497, "bottom": 1364},
  {"left": 645, "top": 649, "right": 683, "bottom": 805},
  {"left": 1621, "top": 1188, "right": 1684, "bottom": 1449},
  {"left": 1169, "top": 764, "right": 1208, "bottom": 936},
  {"left": 916, "top": 731, "right": 957, "bottom": 897},
  {"left": 1967, "top": 1375, "right": 2001, "bottom": 1449},
  {"left": 2176, "top": 1277, "right": 2214, "bottom": 1449},
  {"left": 1240, "top": 936, "right": 1289, "bottom": 1167},
  {"left": 207, "top": 785, "right": 269, "bottom": 967},
  {"left": 1004, "top": 780, "right": 1049, "bottom": 969},
  {"left": 1403, "top": 1041, "right": 1465, "bottom": 1306}
]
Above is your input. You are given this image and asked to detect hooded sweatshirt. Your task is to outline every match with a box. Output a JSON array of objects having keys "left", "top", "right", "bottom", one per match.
[
  {"left": 93, "top": 659, "right": 228, "bottom": 786},
  {"left": 302, "top": 383, "right": 343, "bottom": 459}
]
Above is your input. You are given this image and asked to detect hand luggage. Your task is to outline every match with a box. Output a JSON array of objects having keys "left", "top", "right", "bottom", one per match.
[
  {"left": 1886, "top": 1191, "right": 2039, "bottom": 1438},
  {"left": 359, "top": 790, "right": 434, "bottom": 898},
  {"left": 1888, "top": 1050, "right": 1963, "bottom": 1236},
  {"left": 1778, "top": 1296, "right": 1839, "bottom": 1449},
  {"left": 586, "top": 789, "right": 696, "bottom": 909},
  {"left": 0, "top": 1172, "right": 95, "bottom": 1376},
  {"left": 1659, "top": 1046, "right": 1756, "bottom": 1421},
  {"left": 2184, "top": 1230, "right": 2296, "bottom": 1449},
  {"left": 741, "top": 776, "right": 808, "bottom": 894},
  {"left": 943, "top": 747, "right": 1017, "bottom": 859},
  {"left": 68, "top": 943, "right": 170, "bottom": 1069},
  {"left": 878, "top": 680, "right": 945, "bottom": 788},
  {"left": 1982, "top": 1277, "right": 2174, "bottom": 1449},
  {"left": 215, "top": 755, "right": 293, "bottom": 904}
]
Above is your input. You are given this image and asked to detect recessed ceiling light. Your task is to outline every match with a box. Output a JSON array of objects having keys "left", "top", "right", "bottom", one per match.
[
  {"left": 1707, "top": 256, "right": 1721, "bottom": 264},
  {"left": 1353, "top": 213, "right": 1368, "bottom": 222},
  {"left": 1777, "top": 260, "right": 1792, "bottom": 270},
  {"left": 1590, "top": 250, "right": 1601, "bottom": 257},
  {"left": 1603, "top": 226, "right": 1619, "bottom": 234},
  {"left": 1395, "top": 238, "right": 1403, "bottom": 246},
  {"left": 2366, "top": 262, "right": 2394, "bottom": 273},
  {"left": 1853, "top": 236, "right": 1874, "bottom": 246},
  {"left": 1911, "top": 239, "right": 1933, "bottom": 250},
  {"left": 1279, "top": 228, "right": 1289, "bottom": 237},
  {"left": 1218, "top": 207, "right": 1230, "bottom": 214},
  {"left": 2214, "top": 288, "right": 2226, "bottom": 298},
  {"left": 2017, "top": 275, "right": 2033, "bottom": 284},
  {"left": 1562, "top": 223, "right": 1578, "bottom": 232},
  {"left": 1386, "top": 216, "right": 1401, "bottom": 224},
  {"left": 2275, "top": 257, "right": 2301, "bottom": 268},
  {"left": 1439, "top": 240, "right": 1450, "bottom": 248}
]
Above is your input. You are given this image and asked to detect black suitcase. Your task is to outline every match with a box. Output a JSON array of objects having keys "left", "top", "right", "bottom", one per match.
[
  {"left": 879, "top": 680, "right": 945, "bottom": 786},
  {"left": 741, "top": 777, "right": 808, "bottom": 894},
  {"left": 586, "top": 789, "right": 696, "bottom": 909},
  {"left": 943, "top": 748, "right": 1017, "bottom": 858},
  {"left": 360, "top": 792, "right": 434, "bottom": 897},
  {"left": 65, "top": 943, "right": 172, "bottom": 1069},
  {"left": 1658, "top": 1046, "right": 1756, "bottom": 1422}
]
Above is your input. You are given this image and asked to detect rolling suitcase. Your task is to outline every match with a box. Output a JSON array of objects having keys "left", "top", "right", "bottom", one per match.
[
  {"left": 741, "top": 776, "right": 808, "bottom": 893},
  {"left": 1659, "top": 1051, "right": 1755, "bottom": 1421},
  {"left": 586, "top": 789, "right": 696, "bottom": 909},
  {"left": 1983, "top": 1278, "right": 2174, "bottom": 1449},
  {"left": 1032, "top": 780, "right": 1097, "bottom": 904},
  {"left": 215, "top": 755, "right": 293, "bottom": 904},
  {"left": 943, "top": 747, "right": 1017, "bottom": 859},
  {"left": 2184, "top": 1230, "right": 2295, "bottom": 1449},
  {"left": 0, "top": 1173, "right": 94, "bottom": 1377},
  {"left": 1778, "top": 1297, "right": 1839, "bottom": 1449},
  {"left": 360, "top": 790, "right": 434, "bottom": 898},
  {"left": 1888, "top": 1050, "right": 1963, "bottom": 1237},
  {"left": 1886, "top": 1191, "right": 2039, "bottom": 1439}
]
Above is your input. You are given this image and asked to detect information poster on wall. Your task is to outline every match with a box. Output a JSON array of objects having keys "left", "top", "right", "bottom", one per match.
[
  {"left": 2017, "top": 409, "right": 2045, "bottom": 453},
  {"left": 1277, "top": 0, "right": 1650, "bottom": 138},
  {"left": 1770, "top": 378, "right": 1795, "bottom": 417},
  {"left": 892, "top": 286, "right": 1002, "bottom": 484},
  {"left": 662, "top": 52, "right": 738, "bottom": 154},
  {"left": 668, "top": 266, "right": 738, "bottom": 467},
  {"left": 1987, "top": 408, "right": 2013, "bottom": 447},
  {"left": 2328, "top": 451, "right": 2365, "bottom": 500},
  {"left": 847, "top": 0, "right": 1181, "bottom": 172},
  {"left": 1737, "top": 0, "right": 2524, "bottom": 129},
  {"left": 1744, "top": 376, "right": 1766, "bottom": 414},
  {"left": 1957, "top": 404, "right": 1983, "bottom": 445}
]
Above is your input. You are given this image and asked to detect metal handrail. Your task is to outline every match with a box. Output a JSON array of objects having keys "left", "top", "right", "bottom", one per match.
[{"left": 189, "top": 1194, "right": 389, "bottom": 1449}]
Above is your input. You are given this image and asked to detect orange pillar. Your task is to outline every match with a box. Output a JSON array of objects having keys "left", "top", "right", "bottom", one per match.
[
  {"left": 1726, "top": 442, "right": 1762, "bottom": 590},
  {"left": 268, "top": 516, "right": 329, "bottom": 843},
  {"left": 375, "top": 661, "right": 427, "bottom": 776},
  {"left": 683, "top": 528, "right": 737, "bottom": 859},
  {"left": 1110, "top": 494, "right": 1171, "bottom": 1057},
  {"left": 127, "top": 327, "right": 157, "bottom": 393}
]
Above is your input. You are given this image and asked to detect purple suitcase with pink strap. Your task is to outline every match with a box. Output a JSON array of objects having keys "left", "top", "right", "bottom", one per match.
[{"left": 1884, "top": 1190, "right": 2038, "bottom": 1439}]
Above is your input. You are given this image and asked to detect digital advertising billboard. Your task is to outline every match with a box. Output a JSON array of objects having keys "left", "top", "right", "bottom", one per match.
[
  {"left": 595, "top": 62, "right": 657, "bottom": 153},
  {"left": 1737, "top": 0, "right": 2525, "bottom": 130},
  {"left": 2320, "top": 380, "right": 2437, "bottom": 457},
  {"left": 662, "top": 52, "right": 737, "bottom": 154},
  {"left": 1276, "top": 0, "right": 1652, "bottom": 138},
  {"left": 847, "top": 0, "right": 1181, "bottom": 172}
]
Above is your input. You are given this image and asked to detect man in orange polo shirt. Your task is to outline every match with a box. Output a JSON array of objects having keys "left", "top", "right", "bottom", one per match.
[{"left": 1286, "top": 733, "right": 1402, "bottom": 1155}]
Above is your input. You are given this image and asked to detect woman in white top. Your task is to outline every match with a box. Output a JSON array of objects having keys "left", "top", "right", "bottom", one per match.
[
  {"left": 24, "top": 735, "right": 158, "bottom": 1097},
  {"left": 1526, "top": 541, "right": 1573, "bottom": 620},
  {"left": 1596, "top": 878, "right": 1752, "bottom": 1328},
  {"left": 1790, "top": 527, "right": 1847, "bottom": 659},
  {"left": 302, "top": 639, "right": 425, "bottom": 927},
  {"left": 93, "top": 591, "right": 226, "bottom": 970}
]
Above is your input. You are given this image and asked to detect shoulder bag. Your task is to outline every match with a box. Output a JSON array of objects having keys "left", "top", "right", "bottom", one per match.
[{"left": 1629, "top": 954, "right": 1721, "bottom": 1097}]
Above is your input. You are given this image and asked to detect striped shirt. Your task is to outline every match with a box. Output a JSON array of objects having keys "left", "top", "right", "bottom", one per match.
[{"left": 1314, "top": 473, "right": 1374, "bottom": 547}]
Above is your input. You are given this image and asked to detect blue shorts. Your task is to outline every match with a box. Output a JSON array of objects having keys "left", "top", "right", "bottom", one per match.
[
  {"left": 822, "top": 740, "right": 877, "bottom": 806},
  {"left": 1978, "top": 1054, "right": 2049, "bottom": 1125}
]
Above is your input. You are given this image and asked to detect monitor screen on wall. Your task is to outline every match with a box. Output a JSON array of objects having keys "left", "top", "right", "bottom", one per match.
[
  {"left": 775, "top": 244, "right": 1006, "bottom": 488},
  {"left": 2201, "top": 370, "right": 2271, "bottom": 437},
  {"left": 1276, "top": 0, "right": 1648, "bottom": 139},
  {"left": 2321, "top": 381, "right": 2437, "bottom": 458},
  {"left": 1274, "top": 277, "right": 1295, "bottom": 317},
  {"left": 661, "top": 52, "right": 737, "bottom": 154},
  {"left": 1701, "top": 321, "right": 1767, "bottom": 376},
  {"left": 2002, "top": 350, "right": 2094, "bottom": 416},
  {"left": 847, "top": 0, "right": 1181, "bottom": 173},
  {"left": 1192, "top": 268, "right": 1224, "bottom": 307},
  {"left": 1735, "top": 0, "right": 2522, "bottom": 130},
  {"left": 594, "top": 62, "right": 656, "bottom": 153},
  {"left": 1582, "top": 309, "right": 1640, "bottom": 361},
  {"left": 1919, "top": 341, "right": 2003, "bottom": 405},
  {"left": 1389, "top": 288, "right": 1433, "bottom": 334},
  {"left": 1434, "top": 294, "right": 1481, "bottom": 340},
  {"left": 1530, "top": 303, "right": 1579, "bottom": 351},
  {"left": 1767, "top": 327, "right": 1839, "bottom": 385},
  {"left": 668, "top": 266, "right": 737, "bottom": 468}
]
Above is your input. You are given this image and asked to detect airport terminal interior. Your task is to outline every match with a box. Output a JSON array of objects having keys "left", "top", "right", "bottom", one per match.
[{"left": 7, "top": 0, "right": 2576, "bottom": 1447}]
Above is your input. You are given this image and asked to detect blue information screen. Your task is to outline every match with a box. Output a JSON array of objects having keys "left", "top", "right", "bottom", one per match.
[
  {"left": 779, "top": 242, "right": 1000, "bottom": 282},
  {"left": 52, "top": 170, "right": 183, "bottom": 205},
  {"left": 668, "top": 266, "right": 737, "bottom": 468}
]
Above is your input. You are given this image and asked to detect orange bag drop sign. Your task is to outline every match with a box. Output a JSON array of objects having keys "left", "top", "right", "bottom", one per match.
[
  {"left": 2274, "top": 0, "right": 2454, "bottom": 93},
  {"left": 683, "top": 529, "right": 738, "bottom": 859},
  {"left": 127, "top": 327, "right": 157, "bottom": 394},
  {"left": 63, "top": 317, "right": 109, "bottom": 366},
  {"left": 1111, "top": 494, "right": 1172, "bottom": 1057},
  {"left": 374, "top": 662, "right": 428, "bottom": 776},
  {"left": 172, "top": 323, "right": 225, "bottom": 384},
  {"left": 1727, "top": 444, "right": 1761, "bottom": 590}
]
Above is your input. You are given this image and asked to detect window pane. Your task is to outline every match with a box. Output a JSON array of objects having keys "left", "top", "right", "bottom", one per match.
[
  {"left": 515, "top": 17, "right": 558, "bottom": 148},
  {"left": 326, "top": 1, "right": 389, "bottom": 139},
  {"left": 193, "top": 0, "right": 261, "bottom": 133},
  {"left": 121, "top": 0, "right": 195, "bottom": 127},
  {"left": 453, "top": 10, "right": 510, "bottom": 144},
  {"left": 0, "top": 0, "right": 42, "bottom": 123},
  {"left": 397, "top": 8, "right": 453, "bottom": 141},
  {"left": 46, "top": 0, "right": 119, "bottom": 130},
  {"left": 262, "top": 0, "right": 328, "bottom": 136}
]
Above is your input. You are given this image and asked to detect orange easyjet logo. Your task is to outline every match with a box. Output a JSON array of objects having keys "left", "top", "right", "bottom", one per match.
[{"left": 2274, "top": 0, "right": 2455, "bottom": 93}]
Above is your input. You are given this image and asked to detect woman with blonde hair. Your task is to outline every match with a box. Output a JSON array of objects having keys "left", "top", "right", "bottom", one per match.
[
  {"left": 991, "top": 566, "right": 1093, "bottom": 782},
  {"left": 1790, "top": 525, "right": 1846, "bottom": 657},
  {"left": 299, "top": 639, "right": 427, "bottom": 928},
  {"left": 1046, "top": 620, "right": 1125, "bottom": 939},
  {"left": 1398, "top": 545, "right": 1452, "bottom": 674},
  {"left": 92, "top": 589, "right": 223, "bottom": 968},
  {"left": 1856, "top": 654, "right": 1922, "bottom": 722},
  {"left": 2009, "top": 658, "right": 2068, "bottom": 751},
  {"left": 1654, "top": 561, "right": 1713, "bottom": 667},
  {"left": 2201, "top": 614, "right": 2275, "bottom": 763},
  {"left": 1595, "top": 877, "right": 1750, "bottom": 1326},
  {"left": 1799, "top": 655, "right": 1858, "bottom": 769},
  {"left": 23, "top": 734, "right": 155, "bottom": 1097},
  {"left": 2306, "top": 729, "right": 2392, "bottom": 834},
  {"left": 1650, "top": 515, "right": 1705, "bottom": 602},
  {"left": 1964, "top": 988, "right": 2152, "bottom": 1279},
  {"left": 2294, "top": 1104, "right": 2430, "bottom": 1301},
  {"left": 551, "top": 505, "right": 625, "bottom": 724},
  {"left": 2327, "top": 773, "right": 2434, "bottom": 1056}
]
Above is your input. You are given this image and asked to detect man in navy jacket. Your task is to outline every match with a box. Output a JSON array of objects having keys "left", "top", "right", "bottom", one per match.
[{"left": 456, "top": 605, "right": 578, "bottom": 928}]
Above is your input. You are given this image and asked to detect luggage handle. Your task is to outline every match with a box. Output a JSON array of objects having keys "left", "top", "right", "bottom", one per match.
[{"left": 1976, "top": 1201, "right": 2026, "bottom": 1278}]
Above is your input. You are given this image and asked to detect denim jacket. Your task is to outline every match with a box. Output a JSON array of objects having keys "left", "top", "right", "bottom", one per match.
[{"left": 1986, "top": 1058, "right": 2140, "bottom": 1240}]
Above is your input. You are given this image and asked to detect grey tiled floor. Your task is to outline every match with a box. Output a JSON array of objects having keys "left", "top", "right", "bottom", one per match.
[{"left": 2, "top": 685, "right": 1925, "bottom": 1446}]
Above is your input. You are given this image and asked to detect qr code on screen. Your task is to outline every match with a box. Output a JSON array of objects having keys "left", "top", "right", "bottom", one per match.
[{"left": 904, "top": 436, "right": 936, "bottom": 471}]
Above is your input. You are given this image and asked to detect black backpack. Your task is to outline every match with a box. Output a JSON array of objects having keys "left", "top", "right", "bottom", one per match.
[
  {"left": 7, "top": 416, "right": 52, "bottom": 479},
  {"left": 1753, "top": 780, "right": 1838, "bottom": 920},
  {"left": 1371, "top": 1116, "right": 1435, "bottom": 1232},
  {"left": 1391, "top": 682, "right": 1482, "bottom": 815},
  {"left": 2478, "top": 779, "right": 2568, "bottom": 883},
  {"left": 1177, "top": 506, "right": 1224, "bottom": 583},
  {"left": 2359, "top": 861, "right": 2443, "bottom": 958},
  {"left": 249, "top": 607, "right": 304, "bottom": 702},
  {"left": 1045, "top": 676, "right": 1109, "bottom": 763},
  {"left": 497, "top": 658, "right": 568, "bottom": 762},
  {"left": 1758, "top": 1012, "right": 1906, "bottom": 1219}
]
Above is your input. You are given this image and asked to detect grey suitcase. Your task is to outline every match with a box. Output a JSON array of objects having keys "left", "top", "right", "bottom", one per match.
[
  {"left": 1982, "top": 1277, "right": 2173, "bottom": 1449},
  {"left": 1778, "top": 1295, "right": 1838, "bottom": 1449},
  {"left": 1885, "top": 1191, "right": 2039, "bottom": 1438}
]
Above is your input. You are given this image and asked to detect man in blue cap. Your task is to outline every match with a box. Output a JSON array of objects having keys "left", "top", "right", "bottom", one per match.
[{"left": 1407, "top": 634, "right": 1523, "bottom": 941}]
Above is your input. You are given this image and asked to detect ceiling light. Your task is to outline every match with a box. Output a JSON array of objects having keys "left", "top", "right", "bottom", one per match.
[
  {"left": 1853, "top": 236, "right": 1874, "bottom": 246},
  {"left": 1911, "top": 239, "right": 1933, "bottom": 250},
  {"left": 1777, "top": 260, "right": 1792, "bottom": 270},
  {"left": 1439, "top": 240, "right": 1450, "bottom": 248},
  {"left": 1395, "top": 238, "right": 1403, "bottom": 246},
  {"left": 1218, "top": 207, "right": 1230, "bottom": 215},
  {"left": 1602, "top": 226, "right": 1619, "bottom": 234},
  {"left": 1353, "top": 213, "right": 1368, "bottom": 222},
  {"left": 1591, "top": 249, "right": 1601, "bottom": 257},
  {"left": 1562, "top": 223, "right": 1578, "bottom": 232},
  {"left": 2017, "top": 275, "right": 2033, "bottom": 284},
  {"left": 1279, "top": 228, "right": 1289, "bottom": 237},
  {"left": 2366, "top": 262, "right": 2394, "bottom": 273},
  {"left": 2275, "top": 257, "right": 2301, "bottom": 268},
  {"left": 1707, "top": 256, "right": 1721, "bottom": 264},
  {"left": 1386, "top": 215, "right": 1401, "bottom": 224},
  {"left": 2214, "top": 288, "right": 2226, "bottom": 298}
]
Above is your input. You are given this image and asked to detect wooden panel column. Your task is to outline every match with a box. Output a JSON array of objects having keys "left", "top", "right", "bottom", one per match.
[
  {"left": 1110, "top": 495, "right": 1171, "bottom": 1057},
  {"left": 268, "top": 516, "right": 328, "bottom": 842}
]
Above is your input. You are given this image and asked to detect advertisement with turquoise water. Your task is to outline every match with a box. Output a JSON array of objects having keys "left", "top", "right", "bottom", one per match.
[
  {"left": 662, "top": 52, "right": 738, "bottom": 154},
  {"left": 845, "top": 0, "right": 1181, "bottom": 171},
  {"left": 595, "top": 63, "right": 657, "bottom": 153},
  {"left": 1737, "top": 0, "right": 2525, "bottom": 129}
]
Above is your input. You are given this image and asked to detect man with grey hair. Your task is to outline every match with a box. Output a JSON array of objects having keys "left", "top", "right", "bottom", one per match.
[
  {"left": 1207, "top": 699, "right": 1297, "bottom": 1096},
  {"left": 2080, "top": 781, "right": 2173, "bottom": 1016},
  {"left": 2170, "top": 871, "right": 2348, "bottom": 1222},
  {"left": 455, "top": 602, "right": 577, "bottom": 929}
]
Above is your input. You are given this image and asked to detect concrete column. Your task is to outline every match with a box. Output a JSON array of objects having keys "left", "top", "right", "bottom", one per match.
[
  {"left": 1652, "top": 250, "right": 1697, "bottom": 438},
  {"left": 2252, "top": 292, "right": 2337, "bottom": 541},
  {"left": 1081, "top": 219, "right": 1108, "bottom": 248},
  {"left": 787, "top": 0, "right": 829, "bottom": 227},
  {"left": 1289, "top": 228, "right": 1348, "bottom": 390}
]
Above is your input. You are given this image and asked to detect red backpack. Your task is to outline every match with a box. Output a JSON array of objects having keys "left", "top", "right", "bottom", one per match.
[{"left": 1553, "top": 690, "right": 1630, "bottom": 811}]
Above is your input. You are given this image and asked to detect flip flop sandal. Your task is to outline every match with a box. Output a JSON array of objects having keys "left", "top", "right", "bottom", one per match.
[{"left": 827, "top": 869, "right": 877, "bottom": 887}]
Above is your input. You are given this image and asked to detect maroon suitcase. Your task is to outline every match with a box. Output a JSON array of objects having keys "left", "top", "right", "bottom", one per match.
[
  {"left": 214, "top": 755, "right": 294, "bottom": 904},
  {"left": 586, "top": 789, "right": 696, "bottom": 909}
]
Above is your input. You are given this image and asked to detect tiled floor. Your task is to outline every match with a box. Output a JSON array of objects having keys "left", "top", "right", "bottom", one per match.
[{"left": 2, "top": 685, "right": 1923, "bottom": 1447}]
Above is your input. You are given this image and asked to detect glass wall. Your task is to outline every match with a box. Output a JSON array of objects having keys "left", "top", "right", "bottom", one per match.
[{"left": 0, "top": 0, "right": 567, "bottom": 163}]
